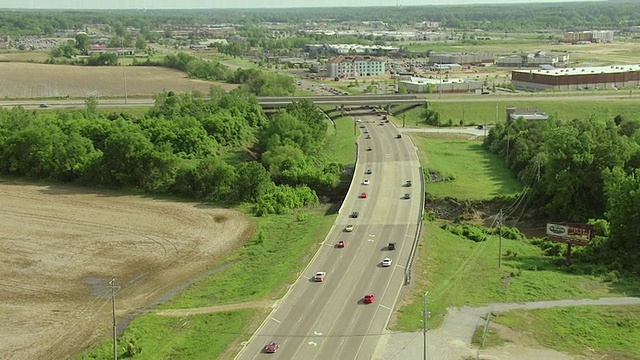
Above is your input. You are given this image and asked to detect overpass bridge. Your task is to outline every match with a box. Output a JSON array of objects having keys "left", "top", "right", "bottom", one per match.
[{"left": 257, "top": 94, "right": 425, "bottom": 114}]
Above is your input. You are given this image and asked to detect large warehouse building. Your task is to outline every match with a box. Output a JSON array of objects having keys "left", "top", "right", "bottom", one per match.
[{"left": 511, "top": 65, "right": 640, "bottom": 91}]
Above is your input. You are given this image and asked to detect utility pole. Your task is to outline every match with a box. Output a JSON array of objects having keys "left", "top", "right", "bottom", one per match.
[
  {"left": 498, "top": 210, "right": 503, "bottom": 268},
  {"left": 121, "top": 39, "right": 128, "bottom": 104},
  {"left": 109, "top": 278, "right": 118, "bottom": 360},
  {"left": 421, "top": 291, "right": 431, "bottom": 360}
]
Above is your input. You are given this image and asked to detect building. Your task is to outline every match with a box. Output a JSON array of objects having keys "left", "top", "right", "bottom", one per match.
[
  {"left": 511, "top": 64, "right": 640, "bottom": 91},
  {"left": 88, "top": 45, "right": 135, "bottom": 55},
  {"left": 497, "top": 51, "right": 569, "bottom": 68},
  {"left": 399, "top": 76, "right": 483, "bottom": 94},
  {"left": 428, "top": 52, "right": 494, "bottom": 66},
  {"left": 506, "top": 106, "right": 549, "bottom": 123},
  {"left": 326, "top": 56, "right": 386, "bottom": 78},
  {"left": 563, "top": 30, "right": 614, "bottom": 44}
]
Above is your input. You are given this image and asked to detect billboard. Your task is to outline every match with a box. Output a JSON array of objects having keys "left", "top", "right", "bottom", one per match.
[{"left": 546, "top": 223, "right": 595, "bottom": 245}]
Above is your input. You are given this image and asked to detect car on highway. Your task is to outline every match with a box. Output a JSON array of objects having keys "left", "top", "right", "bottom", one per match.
[
  {"left": 382, "top": 258, "right": 392, "bottom": 267},
  {"left": 363, "top": 129, "right": 369, "bottom": 134},
  {"left": 363, "top": 294, "right": 375, "bottom": 304},
  {"left": 337, "top": 240, "right": 346, "bottom": 248},
  {"left": 405, "top": 180, "right": 412, "bottom": 187},
  {"left": 404, "top": 193, "right": 411, "bottom": 199},
  {"left": 365, "top": 134, "right": 371, "bottom": 139},
  {"left": 351, "top": 211, "right": 359, "bottom": 218},
  {"left": 264, "top": 341, "right": 280, "bottom": 353},
  {"left": 360, "top": 193, "right": 368, "bottom": 199},
  {"left": 39, "top": 103, "right": 50, "bottom": 108},
  {"left": 366, "top": 146, "right": 372, "bottom": 151},
  {"left": 363, "top": 179, "right": 370, "bottom": 185},
  {"left": 344, "top": 224, "right": 354, "bottom": 232},
  {"left": 396, "top": 134, "right": 402, "bottom": 138},
  {"left": 387, "top": 242, "right": 396, "bottom": 250},
  {"left": 365, "top": 168, "right": 372, "bottom": 174},
  {"left": 314, "top": 271, "right": 326, "bottom": 282}
]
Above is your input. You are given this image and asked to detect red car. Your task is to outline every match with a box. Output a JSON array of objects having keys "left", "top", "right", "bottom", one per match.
[
  {"left": 265, "top": 341, "right": 280, "bottom": 353},
  {"left": 360, "top": 193, "right": 368, "bottom": 199},
  {"left": 337, "top": 240, "right": 346, "bottom": 248},
  {"left": 363, "top": 294, "right": 375, "bottom": 304}
]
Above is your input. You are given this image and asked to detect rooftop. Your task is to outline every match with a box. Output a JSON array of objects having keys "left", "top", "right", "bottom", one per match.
[{"left": 513, "top": 64, "right": 640, "bottom": 77}]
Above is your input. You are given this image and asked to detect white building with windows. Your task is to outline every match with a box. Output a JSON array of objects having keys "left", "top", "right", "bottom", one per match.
[{"left": 327, "top": 56, "right": 386, "bottom": 78}]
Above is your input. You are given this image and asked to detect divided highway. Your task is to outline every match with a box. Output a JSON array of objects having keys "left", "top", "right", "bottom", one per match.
[{"left": 236, "top": 108, "right": 423, "bottom": 359}]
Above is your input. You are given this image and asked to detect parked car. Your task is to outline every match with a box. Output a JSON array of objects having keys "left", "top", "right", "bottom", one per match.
[
  {"left": 314, "top": 271, "right": 326, "bottom": 282},
  {"left": 382, "top": 258, "right": 392, "bottom": 267},
  {"left": 363, "top": 294, "right": 375, "bottom": 304},
  {"left": 264, "top": 341, "right": 280, "bottom": 353},
  {"left": 344, "top": 224, "right": 354, "bottom": 232},
  {"left": 337, "top": 240, "right": 346, "bottom": 248}
]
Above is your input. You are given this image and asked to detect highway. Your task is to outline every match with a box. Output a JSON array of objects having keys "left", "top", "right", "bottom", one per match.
[{"left": 235, "top": 108, "right": 423, "bottom": 359}]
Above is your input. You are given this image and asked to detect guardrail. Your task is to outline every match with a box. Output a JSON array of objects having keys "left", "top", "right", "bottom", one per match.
[{"left": 404, "top": 165, "right": 425, "bottom": 285}]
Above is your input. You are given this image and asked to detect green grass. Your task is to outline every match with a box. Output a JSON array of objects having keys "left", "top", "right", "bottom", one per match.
[
  {"left": 493, "top": 305, "right": 640, "bottom": 358},
  {"left": 324, "top": 116, "right": 358, "bottom": 166},
  {"left": 413, "top": 135, "right": 522, "bottom": 200},
  {"left": 393, "top": 221, "right": 629, "bottom": 331},
  {"left": 471, "top": 325, "right": 505, "bottom": 349},
  {"left": 401, "top": 99, "right": 640, "bottom": 128},
  {"left": 158, "top": 205, "right": 336, "bottom": 308},
  {"left": 78, "top": 310, "right": 258, "bottom": 360}
]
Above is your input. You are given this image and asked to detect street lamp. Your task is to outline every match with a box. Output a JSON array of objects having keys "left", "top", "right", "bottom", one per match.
[
  {"left": 121, "top": 39, "right": 128, "bottom": 104},
  {"left": 421, "top": 291, "right": 431, "bottom": 360}
]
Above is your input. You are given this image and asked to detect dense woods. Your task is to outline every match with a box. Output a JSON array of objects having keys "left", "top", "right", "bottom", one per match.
[
  {"left": 0, "top": 89, "right": 341, "bottom": 215},
  {"left": 484, "top": 114, "right": 640, "bottom": 272},
  {"left": 1, "top": 2, "right": 639, "bottom": 37}
]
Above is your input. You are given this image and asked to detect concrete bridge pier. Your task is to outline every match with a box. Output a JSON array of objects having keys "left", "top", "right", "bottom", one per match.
[{"left": 386, "top": 104, "right": 392, "bottom": 115}]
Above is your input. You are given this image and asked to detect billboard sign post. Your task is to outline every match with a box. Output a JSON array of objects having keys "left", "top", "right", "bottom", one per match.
[{"left": 546, "top": 223, "right": 595, "bottom": 265}]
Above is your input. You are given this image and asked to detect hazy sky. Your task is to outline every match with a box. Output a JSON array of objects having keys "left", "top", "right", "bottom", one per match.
[{"left": 0, "top": 0, "right": 603, "bottom": 10}]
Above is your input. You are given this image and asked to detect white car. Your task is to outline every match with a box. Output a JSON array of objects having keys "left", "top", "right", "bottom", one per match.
[
  {"left": 344, "top": 224, "right": 354, "bottom": 232},
  {"left": 363, "top": 179, "right": 370, "bottom": 185},
  {"left": 382, "top": 258, "right": 392, "bottom": 267},
  {"left": 314, "top": 271, "right": 326, "bottom": 282}
]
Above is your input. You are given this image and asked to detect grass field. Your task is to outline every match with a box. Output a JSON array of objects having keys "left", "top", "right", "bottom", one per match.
[
  {"left": 399, "top": 99, "right": 640, "bottom": 127},
  {"left": 81, "top": 204, "right": 337, "bottom": 359},
  {"left": 392, "top": 221, "right": 636, "bottom": 332},
  {"left": 413, "top": 134, "right": 523, "bottom": 200},
  {"left": 493, "top": 305, "right": 640, "bottom": 358},
  {"left": 324, "top": 115, "right": 358, "bottom": 166}
]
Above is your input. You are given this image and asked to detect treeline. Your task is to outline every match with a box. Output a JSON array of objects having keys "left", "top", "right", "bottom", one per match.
[
  {"left": 1, "top": 3, "right": 639, "bottom": 37},
  {"left": 0, "top": 88, "right": 341, "bottom": 216},
  {"left": 139, "top": 52, "right": 296, "bottom": 96},
  {"left": 484, "top": 114, "right": 640, "bottom": 272}
]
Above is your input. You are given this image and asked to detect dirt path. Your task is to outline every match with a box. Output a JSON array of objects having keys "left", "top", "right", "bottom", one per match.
[
  {"left": 154, "top": 300, "right": 276, "bottom": 317},
  {"left": 376, "top": 297, "right": 640, "bottom": 360}
]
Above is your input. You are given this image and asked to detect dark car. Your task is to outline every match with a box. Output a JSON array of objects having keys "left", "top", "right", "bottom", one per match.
[
  {"left": 365, "top": 168, "right": 372, "bottom": 174},
  {"left": 396, "top": 134, "right": 402, "bottom": 138},
  {"left": 351, "top": 211, "right": 359, "bottom": 218},
  {"left": 265, "top": 341, "right": 280, "bottom": 353}
]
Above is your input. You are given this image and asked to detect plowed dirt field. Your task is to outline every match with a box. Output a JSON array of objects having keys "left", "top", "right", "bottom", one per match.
[{"left": 0, "top": 179, "right": 252, "bottom": 359}]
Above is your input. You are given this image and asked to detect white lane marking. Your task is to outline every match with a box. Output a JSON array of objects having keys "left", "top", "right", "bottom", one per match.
[
  {"left": 308, "top": 341, "right": 318, "bottom": 347},
  {"left": 379, "top": 304, "right": 391, "bottom": 310},
  {"left": 396, "top": 264, "right": 406, "bottom": 269},
  {"left": 314, "top": 330, "right": 323, "bottom": 336},
  {"left": 271, "top": 317, "right": 281, "bottom": 324}
]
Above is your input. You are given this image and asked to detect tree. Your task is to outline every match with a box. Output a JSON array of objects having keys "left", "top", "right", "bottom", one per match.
[
  {"left": 75, "top": 33, "right": 90, "bottom": 55},
  {"left": 235, "top": 161, "right": 273, "bottom": 202},
  {"left": 85, "top": 96, "right": 98, "bottom": 115},
  {"left": 135, "top": 36, "right": 147, "bottom": 51}
]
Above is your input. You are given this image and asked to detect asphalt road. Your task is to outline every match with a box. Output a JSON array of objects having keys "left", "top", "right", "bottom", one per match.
[{"left": 235, "top": 108, "right": 423, "bottom": 359}]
